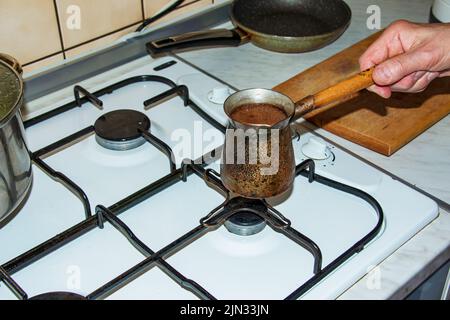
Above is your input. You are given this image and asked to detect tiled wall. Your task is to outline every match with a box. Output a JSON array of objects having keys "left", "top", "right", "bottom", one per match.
[{"left": 0, "top": 0, "right": 218, "bottom": 74}]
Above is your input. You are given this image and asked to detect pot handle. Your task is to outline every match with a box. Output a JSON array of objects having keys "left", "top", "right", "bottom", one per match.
[
  {"left": 146, "top": 28, "right": 249, "bottom": 56},
  {"left": 0, "top": 53, "right": 23, "bottom": 75},
  {"left": 293, "top": 67, "right": 375, "bottom": 120}
]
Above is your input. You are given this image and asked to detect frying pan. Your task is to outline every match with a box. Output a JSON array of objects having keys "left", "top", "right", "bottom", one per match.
[{"left": 147, "top": 0, "right": 352, "bottom": 55}]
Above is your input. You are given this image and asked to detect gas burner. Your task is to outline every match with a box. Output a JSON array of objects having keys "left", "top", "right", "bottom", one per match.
[
  {"left": 94, "top": 110, "right": 150, "bottom": 151},
  {"left": 223, "top": 197, "right": 267, "bottom": 236},
  {"left": 30, "top": 292, "right": 87, "bottom": 300}
]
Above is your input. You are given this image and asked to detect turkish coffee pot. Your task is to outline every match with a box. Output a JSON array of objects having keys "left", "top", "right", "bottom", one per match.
[{"left": 220, "top": 68, "right": 374, "bottom": 198}]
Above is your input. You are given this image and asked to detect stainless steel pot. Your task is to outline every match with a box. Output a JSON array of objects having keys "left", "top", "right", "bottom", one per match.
[{"left": 0, "top": 53, "right": 32, "bottom": 226}]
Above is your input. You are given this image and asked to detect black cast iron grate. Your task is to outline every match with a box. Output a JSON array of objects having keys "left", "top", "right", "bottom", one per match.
[{"left": 0, "top": 64, "right": 383, "bottom": 300}]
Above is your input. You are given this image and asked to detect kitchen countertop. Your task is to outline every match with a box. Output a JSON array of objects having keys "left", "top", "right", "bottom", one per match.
[{"left": 175, "top": 0, "right": 450, "bottom": 299}]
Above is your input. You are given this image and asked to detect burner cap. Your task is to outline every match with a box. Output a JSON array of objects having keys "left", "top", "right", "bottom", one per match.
[
  {"left": 225, "top": 212, "right": 266, "bottom": 236},
  {"left": 30, "top": 292, "right": 87, "bottom": 300},
  {"left": 94, "top": 110, "right": 150, "bottom": 151},
  {"left": 223, "top": 197, "right": 267, "bottom": 236}
]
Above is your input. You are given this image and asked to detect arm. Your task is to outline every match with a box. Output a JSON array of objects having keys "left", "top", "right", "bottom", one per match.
[{"left": 359, "top": 20, "right": 450, "bottom": 98}]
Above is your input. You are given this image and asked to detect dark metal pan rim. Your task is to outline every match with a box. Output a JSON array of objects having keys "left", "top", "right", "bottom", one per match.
[
  {"left": 230, "top": 0, "right": 352, "bottom": 41},
  {"left": 233, "top": 19, "right": 351, "bottom": 42}
]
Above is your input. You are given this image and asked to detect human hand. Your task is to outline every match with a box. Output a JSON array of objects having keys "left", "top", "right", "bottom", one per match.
[{"left": 359, "top": 20, "right": 450, "bottom": 98}]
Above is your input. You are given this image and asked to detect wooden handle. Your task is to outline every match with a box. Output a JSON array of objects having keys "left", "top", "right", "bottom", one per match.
[
  {"left": 314, "top": 67, "right": 374, "bottom": 107},
  {"left": 293, "top": 67, "right": 374, "bottom": 119}
]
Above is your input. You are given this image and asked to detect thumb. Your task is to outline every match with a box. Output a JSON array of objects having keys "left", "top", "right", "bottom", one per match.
[{"left": 373, "top": 50, "right": 432, "bottom": 86}]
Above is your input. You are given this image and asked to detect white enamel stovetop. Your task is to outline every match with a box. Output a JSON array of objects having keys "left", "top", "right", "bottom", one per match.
[{"left": 0, "top": 57, "right": 438, "bottom": 300}]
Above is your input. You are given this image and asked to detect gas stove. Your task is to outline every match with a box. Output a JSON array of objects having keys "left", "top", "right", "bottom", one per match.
[{"left": 0, "top": 56, "right": 439, "bottom": 300}]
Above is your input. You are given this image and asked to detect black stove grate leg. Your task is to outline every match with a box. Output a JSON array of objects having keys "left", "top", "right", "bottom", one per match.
[
  {"left": 0, "top": 166, "right": 193, "bottom": 283},
  {"left": 143, "top": 85, "right": 189, "bottom": 109},
  {"left": 74, "top": 85, "right": 103, "bottom": 110},
  {"left": 31, "top": 126, "right": 95, "bottom": 219},
  {"left": 87, "top": 224, "right": 210, "bottom": 300},
  {"left": 182, "top": 162, "right": 227, "bottom": 195},
  {"left": 283, "top": 162, "right": 385, "bottom": 300},
  {"left": 191, "top": 174, "right": 324, "bottom": 275},
  {"left": 140, "top": 129, "right": 176, "bottom": 173},
  {"left": 0, "top": 267, "right": 28, "bottom": 300},
  {"left": 93, "top": 206, "right": 216, "bottom": 300},
  {"left": 24, "top": 75, "right": 190, "bottom": 128}
]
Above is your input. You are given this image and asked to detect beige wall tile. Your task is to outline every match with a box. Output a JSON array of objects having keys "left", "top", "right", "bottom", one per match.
[
  {"left": 56, "top": 0, "right": 142, "bottom": 48},
  {"left": 143, "top": 0, "right": 173, "bottom": 18},
  {"left": 0, "top": 0, "right": 62, "bottom": 65},
  {"left": 65, "top": 24, "right": 139, "bottom": 58},
  {"left": 1, "top": 0, "right": 215, "bottom": 72},
  {"left": 143, "top": 0, "right": 213, "bottom": 25},
  {"left": 22, "top": 54, "right": 65, "bottom": 75}
]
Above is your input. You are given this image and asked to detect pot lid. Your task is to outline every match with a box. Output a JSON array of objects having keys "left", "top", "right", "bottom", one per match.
[{"left": 0, "top": 59, "right": 23, "bottom": 126}]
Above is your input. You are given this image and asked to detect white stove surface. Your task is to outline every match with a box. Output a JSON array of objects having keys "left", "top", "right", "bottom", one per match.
[{"left": 0, "top": 57, "right": 438, "bottom": 300}]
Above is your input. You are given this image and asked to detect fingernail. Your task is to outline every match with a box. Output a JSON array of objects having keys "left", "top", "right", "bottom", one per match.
[
  {"left": 367, "top": 85, "right": 376, "bottom": 92},
  {"left": 372, "top": 87, "right": 384, "bottom": 97}
]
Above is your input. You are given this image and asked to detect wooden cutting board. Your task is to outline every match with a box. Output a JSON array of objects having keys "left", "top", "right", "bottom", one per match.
[{"left": 273, "top": 32, "right": 450, "bottom": 156}]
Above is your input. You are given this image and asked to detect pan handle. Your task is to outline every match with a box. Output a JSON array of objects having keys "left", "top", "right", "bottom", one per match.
[
  {"left": 293, "top": 67, "right": 375, "bottom": 120},
  {"left": 146, "top": 28, "right": 249, "bottom": 56}
]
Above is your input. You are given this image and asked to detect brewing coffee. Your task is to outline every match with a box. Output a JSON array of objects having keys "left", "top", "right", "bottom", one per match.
[{"left": 230, "top": 103, "right": 288, "bottom": 126}]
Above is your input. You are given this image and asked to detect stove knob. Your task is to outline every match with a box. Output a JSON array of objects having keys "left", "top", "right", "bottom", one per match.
[
  {"left": 208, "top": 87, "right": 231, "bottom": 105},
  {"left": 301, "top": 137, "right": 330, "bottom": 160}
]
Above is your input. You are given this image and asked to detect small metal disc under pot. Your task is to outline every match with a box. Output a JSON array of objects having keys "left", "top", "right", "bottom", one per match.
[
  {"left": 224, "top": 211, "right": 266, "bottom": 236},
  {"left": 223, "top": 197, "right": 267, "bottom": 236},
  {"left": 94, "top": 109, "right": 150, "bottom": 151}
]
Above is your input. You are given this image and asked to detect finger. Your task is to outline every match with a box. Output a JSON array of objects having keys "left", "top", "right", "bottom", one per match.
[
  {"left": 440, "top": 69, "right": 450, "bottom": 77},
  {"left": 359, "top": 40, "right": 389, "bottom": 70},
  {"left": 390, "top": 71, "right": 426, "bottom": 91},
  {"left": 373, "top": 49, "right": 437, "bottom": 86},
  {"left": 367, "top": 85, "right": 377, "bottom": 93},
  {"left": 359, "top": 32, "right": 393, "bottom": 70},
  {"left": 407, "top": 71, "right": 440, "bottom": 92},
  {"left": 359, "top": 21, "right": 412, "bottom": 70},
  {"left": 368, "top": 85, "right": 392, "bottom": 98}
]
